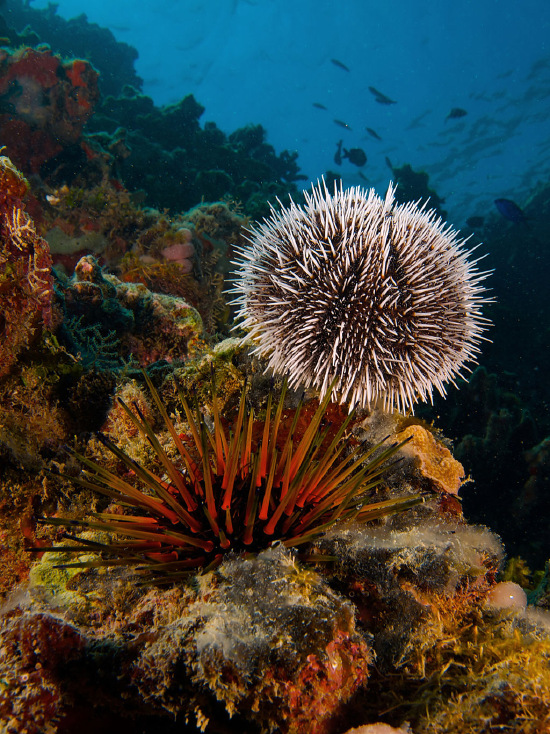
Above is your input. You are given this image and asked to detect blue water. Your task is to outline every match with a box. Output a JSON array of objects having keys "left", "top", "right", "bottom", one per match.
[{"left": 28, "top": 0, "right": 550, "bottom": 225}]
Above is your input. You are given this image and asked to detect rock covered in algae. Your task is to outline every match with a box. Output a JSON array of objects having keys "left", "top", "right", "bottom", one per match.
[
  {"left": 315, "top": 518, "right": 504, "bottom": 670},
  {"left": 0, "top": 155, "right": 54, "bottom": 379},
  {"left": 0, "top": 610, "right": 88, "bottom": 734},
  {"left": 313, "top": 516, "right": 550, "bottom": 734},
  {"left": 343, "top": 725, "right": 411, "bottom": 734},
  {"left": 4, "top": 512, "right": 550, "bottom": 733},
  {"left": 399, "top": 599, "right": 550, "bottom": 734},
  {"left": 129, "top": 546, "right": 372, "bottom": 733},
  {"left": 1, "top": 546, "right": 371, "bottom": 734}
]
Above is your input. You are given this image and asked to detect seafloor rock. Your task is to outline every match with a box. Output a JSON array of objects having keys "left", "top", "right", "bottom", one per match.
[
  {"left": 316, "top": 519, "right": 503, "bottom": 669},
  {"left": 128, "top": 547, "right": 372, "bottom": 734},
  {"left": 343, "top": 725, "right": 410, "bottom": 734},
  {"left": 4, "top": 504, "right": 550, "bottom": 733},
  {"left": 4, "top": 546, "right": 372, "bottom": 734},
  {"left": 0, "top": 610, "right": 88, "bottom": 734},
  {"left": 327, "top": 523, "right": 550, "bottom": 734}
]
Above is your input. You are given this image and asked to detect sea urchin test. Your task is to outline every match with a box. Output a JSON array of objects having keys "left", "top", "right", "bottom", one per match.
[{"left": 232, "top": 181, "right": 490, "bottom": 413}]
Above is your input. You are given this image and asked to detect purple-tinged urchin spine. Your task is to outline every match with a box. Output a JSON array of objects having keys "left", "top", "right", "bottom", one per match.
[{"left": 230, "top": 180, "right": 491, "bottom": 413}]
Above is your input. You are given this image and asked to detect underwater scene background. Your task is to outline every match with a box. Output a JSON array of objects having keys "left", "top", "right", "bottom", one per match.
[{"left": 1, "top": 1, "right": 550, "bottom": 733}]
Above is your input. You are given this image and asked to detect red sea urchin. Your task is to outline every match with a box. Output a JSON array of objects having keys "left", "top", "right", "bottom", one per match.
[
  {"left": 39, "top": 373, "right": 419, "bottom": 582},
  {"left": 231, "top": 181, "right": 491, "bottom": 413}
]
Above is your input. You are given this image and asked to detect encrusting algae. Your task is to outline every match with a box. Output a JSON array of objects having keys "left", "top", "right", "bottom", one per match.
[{"left": 396, "top": 424, "right": 465, "bottom": 496}]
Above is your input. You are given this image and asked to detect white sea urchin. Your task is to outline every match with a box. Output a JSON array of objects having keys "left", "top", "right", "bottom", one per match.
[{"left": 231, "top": 180, "right": 490, "bottom": 413}]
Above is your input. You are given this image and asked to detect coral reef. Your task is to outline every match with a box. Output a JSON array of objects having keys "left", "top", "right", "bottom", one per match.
[
  {"left": 0, "top": 466, "right": 48, "bottom": 599},
  {"left": 42, "top": 180, "right": 155, "bottom": 274},
  {"left": 0, "top": 363, "right": 69, "bottom": 466},
  {"left": 315, "top": 519, "right": 503, "bottom": 668},
  {"left": 34, "top": 183, "right": 242, "bottom": 336},
  {"left": 117, "top": 200, "right": 247, "bottom": 333},
  {"left": 344, "top": 727, "right": 410, "bottom": 734},
  {"left": 0, "top": 547, "right": 373, "bottom": 734},
  {"left": 0, "top": 4, "right": 548, "bottom": 730},
  {"left": 398, "top": 602, "right": 550, "bottom": 733},
  {"left": 2, "top": 335, "right": 550, "bottom": 732},
  {"left": 0, "top": 47, "right": 99, "bottom": 177},
  {"left": 89, "top": 95, "right": 305, "bottom": 215},
  {"left": 57, "top": 255, "right": 205, "bottom": 366},
  {"left": 129, "top": 547, "right": 373, "bottom": 734},
  {"left": 311, "top": 520, "right": 550, "bottom": 734},
  {"left": 0, "top": 610, "right": 88, "bottom": 733},
  {"left": 1, "top": 2, "right": 304, "bottom": 221},
  {"left": 5, "top": 491, "right": 550, "bottom": 734}
]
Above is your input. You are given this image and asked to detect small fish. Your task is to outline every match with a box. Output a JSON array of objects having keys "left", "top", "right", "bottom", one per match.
[
  {"left": 334, "top": 140, "right": 343, "bottom": 166},
  {"left": 331, "top": 58, "right": 350, "bottom": 72},
  {"left": 365, "top": 127, "right": 382, "bottom": 140},
  {"left": 343, "top": 147, "right": 367, "bottom": 167},
  {"left": 384, "top": 156, "right": 394, "bottom": 171},
  {"left": 446, "top": 107, "right": 467, "bottom": 121},
  {"left": 466, "top": 216, "right": 484, "bottom": 228},
  {"left": 494, "top": 198, "right": 527, "bottom": 224},
  {"left": 368, "top": 86, "right": 396, "bottom": 105},
  {"left": 313, "top": 102, "right": 327, "bottom": 110},
  {"left": 358, "top": 171, "right": 369, "bottom": 182},
  {"left": 334, "top": 119, "right": 352, "bottom": 131}
]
